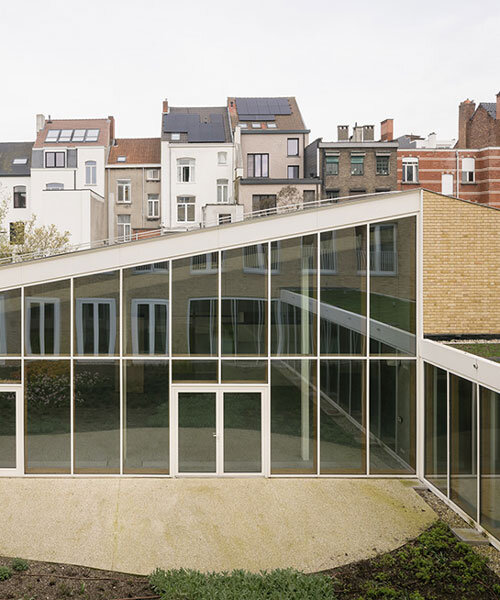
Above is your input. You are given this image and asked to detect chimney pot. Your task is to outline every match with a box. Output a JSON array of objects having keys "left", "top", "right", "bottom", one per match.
[
  {"left": 36, "top": 114, "right": 45, "bottom": 134},
  {"left": 337, "top": 125, "right": 349, "bottom": 141},
  {"left": 380, "top": 118, "right": 394, "bottom": 142},
  {"left": 162, "top": 98, "right": 169, "bottom": 113}
]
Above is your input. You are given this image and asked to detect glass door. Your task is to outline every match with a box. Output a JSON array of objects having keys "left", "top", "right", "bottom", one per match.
[
  {"left": 173, "top": 387, "right": 267, "bottom": 476},
  {"left": 0, "top": 386, "right": 22, "bottom": 474}
]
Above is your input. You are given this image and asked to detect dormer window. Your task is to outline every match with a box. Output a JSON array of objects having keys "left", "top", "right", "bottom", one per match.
[{"left": 45, "top": 151, "right": 65, "bottom": 168}]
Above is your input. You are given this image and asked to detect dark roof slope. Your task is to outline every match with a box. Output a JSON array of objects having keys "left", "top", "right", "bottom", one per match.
[
  {"left": 108, "top": 138, "right": 161, "bottom": 165},
  {"left": 227, "top": 97, "right": 307, "bottom": 131},
  {"left": 0, "top": 142, "right": 34, "bottom": 176},
  {"left": 162, "top": 107, "right": 231, "bottom": 143},
  {"left": 479, "top": 102, "right": 496, "bottom": 119}
]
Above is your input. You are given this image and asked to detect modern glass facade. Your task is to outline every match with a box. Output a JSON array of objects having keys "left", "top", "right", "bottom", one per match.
[
  {"left": 424, "top": 363, "right": 500, "bottom": 542},
  {"left": 0, "top": 215, "right": 417, "bottom": 477}
]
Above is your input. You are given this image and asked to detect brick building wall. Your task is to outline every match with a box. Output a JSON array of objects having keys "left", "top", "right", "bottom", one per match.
[
  {"left": 422, "top": 190, "right": 500, "bottom": 336},
  {"left": 398, "top": 148, "right": 500, "bottom": 208}
]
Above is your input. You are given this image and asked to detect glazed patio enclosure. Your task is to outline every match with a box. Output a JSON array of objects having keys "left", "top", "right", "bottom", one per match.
[{"left": 0, "top": 191, "right": 497, "bottom": 545}]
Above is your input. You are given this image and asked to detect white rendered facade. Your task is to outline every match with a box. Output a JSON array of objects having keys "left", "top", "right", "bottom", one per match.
[{"left": 0, "top": 175, "right": 31, "bottom": 237}]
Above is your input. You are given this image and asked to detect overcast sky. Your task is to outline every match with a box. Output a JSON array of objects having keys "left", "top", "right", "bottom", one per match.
[{"left": 1, "top": 0, "right": 499, "bottom": 143}]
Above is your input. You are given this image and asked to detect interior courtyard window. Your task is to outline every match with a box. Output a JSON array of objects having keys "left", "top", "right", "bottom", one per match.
[
  {"left": 325, "top": 156, "right": 339, "bottom": 175},
  {"left": 147, "top": 194, "right": 160, "bottom": 218},
  {"left": 462, "top": 157, "right": 475, "bottom": 183},
  {"left": 350, "top": 155, "right": 364, "bottom": 175},
  {"left": 45, "top": 151, "right": 65, "bottom": 168},
  {"left": 177, "top": 158, "right": 195, "bottom": 182},
  {"left": 13, "top": 185, "right": 26, "bottom": 208},
  {"left": 117, "top": 214, "right": 131, "bottom": 240},
  {"left": 247, "top": 154, "right": 269, "bottom": 178},
  {"left": 287, "top": 138, "right": 299, "bottom": 156},
  {"left": 85, "top": 160, "right": 96, "bottom": 185},
  {"left": 177, "top": 196, "right": 195, "bottom": 222},
  {"left": 402, "top": 157, "right": 419, "bottom": 183},
  {"left": 376, "top": 155, "right": 390, "bottom": 175},
  {"left": 217, "top": 179, "right": 229, "bottom": 203},
  {"left": 117, "top": 180, "right": 131, "bottom": 203}
]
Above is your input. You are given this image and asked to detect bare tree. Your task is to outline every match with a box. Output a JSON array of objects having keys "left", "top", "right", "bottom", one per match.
[
  {"left": 277, "top": 185, "right": 301, "bottom": 212},
  {"left": 0, "top": 185, "right": 71, "bottom": 261}
]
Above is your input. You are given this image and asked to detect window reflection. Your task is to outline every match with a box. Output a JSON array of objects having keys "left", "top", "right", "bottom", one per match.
[
  {"left": 0, "top": 290, "right": 21, "bottom": 356},
  {"left": 481, "top": 387, "right": 500, "bottom": 539},
  {"left": 424, "top": 364, "right": 447, "bottom": 494}
]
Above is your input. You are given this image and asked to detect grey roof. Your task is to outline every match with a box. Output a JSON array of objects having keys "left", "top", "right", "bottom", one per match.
[
  {"left": 0, "top": 142, "right": 33, "bottom": 176},
  {"left": 235, "top": 97, "right": 291, "bottom": 121},
  {"left": 479, "top": 102, "right": 496, "bottom": 119},
  {"left": 162, "top": 107, "right": 231, "bottom": 143}
]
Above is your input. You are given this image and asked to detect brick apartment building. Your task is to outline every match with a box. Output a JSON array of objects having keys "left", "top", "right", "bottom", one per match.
[{"left": 397, "top": 92, "right": 500, "bottom": 208}]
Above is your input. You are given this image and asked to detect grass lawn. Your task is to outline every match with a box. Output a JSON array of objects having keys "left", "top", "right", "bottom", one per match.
[{"left": 446, "top": 342, "right": 500, "bottom": 362}]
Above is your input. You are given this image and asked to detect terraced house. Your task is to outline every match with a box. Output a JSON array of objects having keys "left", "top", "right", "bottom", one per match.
[{"left": 0, "top": 187, "right": 498, "bottom": 549}]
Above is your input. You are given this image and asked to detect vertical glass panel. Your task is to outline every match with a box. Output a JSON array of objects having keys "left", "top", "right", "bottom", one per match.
[
  {"left": 450, "top": 374, "right": 477, "bottom": 518},
  {"left": 24, "top": 280, "right": 71, "bottom": 356},
  {"left": 178, "top": 392, "right": 216, "bottom": 473},
  {"left": 0, "top": 391, "right": 16, "bottom": 468},
  {"left": 320, "top": 360, "right": 366, "bottom": 473},
  {"left": 25, "top": 360, "right": 70, "bottom": 473},
  {"left": 271, "top": 236, "right": 317, "bottom": 355},
  {"left": 224, "top": 392, "right": 261, "bottom": 473},
  {"left": 124, "top": 360, "right": 169, "bottom": 473},
  {"left": 74, "top": 272, "right": 119, "bottom": 356},
  {"left": 0, "top": 360, "right": 21, "bottom": 383},
  {"left": 424, "top": 363, "right": 448, "bottom": 494},
  {"left": 172, "top": 253, "right": 218, "bottom": 356},
  {"left": 271, "top": 359, "right": 316, "bottom": 473},
  {"left": 481, "top": 386, "right": 500, "bottom": 539},
  {"left": 74, "top": 360, "right": 120, "bottom": 473},
  {"left": 0, "top": 289, "right": 21, "bottom": 356},
  {"left": 370, "top": 360, "right": 416, "bottom": 474},
  {"left": 221, "top": 360, "right": 267, "bottom": 383},
  {"left": 172, "top": 360, "right": 218, "bottom": 382},
  {"left": 369, "top": 217, "right": 416, "bottom": 356},
  {"left": 320, "top": 227, "right": 367, "bottom": 355},
  {"left": 123, "top": 262, "right": 169, "bottom": 355},
  {"left": 221, "top": 245, "right": 267, "bottom": 356}
]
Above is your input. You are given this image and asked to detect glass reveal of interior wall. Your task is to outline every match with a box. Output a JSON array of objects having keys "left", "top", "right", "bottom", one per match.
[
  {"left": 424, "top": 363, "right": 448, "bottom": 494},
  {"left": 0, "top": 288, "right": 21, "bottom": 356},
  {"left": 172, "top": 253, "right": 218, "bottom": 356},
  {"left": 25, "top": 360, "right": 71, "bottom": 473},
  {"left": 74, "top": 272, "right": 120, "bottom": 356},
  {"left": 369, "top": 217, "right": 416, "bottom": 356},
  {"left": 320, "top": 360, "right": 365, "bottom": 473},
  {"left": 481, "top": 387, "right": 500, "bottom": 539},
  {"left": 370, "top": 360, "right": 416, "bottom": 474},
  {"left": 221, "top": 245, "right": 267, "bottom": 356},
  {"left": 271, "top": 236, "right": 317, "bottom": 355},
  {"left": 271, "top": 360, "right": 316, "bottom": 473},
  {"left": 124, "top": 360, "right": 169, "bottom": 473},
  {"left": 123, "top": 262, "right": 169, "bottom": 355},
  {"left": 450, "top": 374, "right": 477, "bottom": 518},
  {"left": 320, "top": 227, "right": 367, "bottom": 356},
  {"left": 0, "top": 391, "right": 16, "bottom": 468},
  {"left": 224, "top": 392, "right": 261, "bottom": 473},
  {"left": 74, "top": 360, "right": 120, "bottom": 473},
  {"left": 178, "top": 392, "right": 216, "bottom": 473},
  {"left": 24, "top": 280, "right": 71, "bottom": 356}
]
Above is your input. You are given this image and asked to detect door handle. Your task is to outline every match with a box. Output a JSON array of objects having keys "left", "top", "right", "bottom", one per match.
[{"left": 212, "top": 433, "right": 217, "bottom": 438}]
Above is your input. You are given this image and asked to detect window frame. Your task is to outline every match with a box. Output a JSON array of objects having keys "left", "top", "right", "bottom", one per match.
[
  {"left": 13, "top": 185, "right": 27, "bottom": 209},
  {"left": 146, "top": 169, "right": 160, "bottom": 181},
  {"left": 287, "top": 138, "right": 299, "bottom": 157},
  {"left": 247, "top": 154, "right": 269, "bottom": 178},
  {"left": 45, "top": 151, "right": 66, "bottom": 169},
  {"left": 75, "top": 298, "right": 116, "bottom": 355},
  {"left": 287, "top": 165, "right": 300, "bottom": 179},
  {"left": 350, "top": 155, "right": 364, "bottom": 176},
  {"left": 177, "top": 158, "right": 195, "bottom": 183},
  {"left": 177, "top": 196, "right": 196, "bottom": 223},
  {"left": 130, "top": 298, "right": 169, "bottom": 355},
  {"left": 376, "top": 155, "right": 390, "bottom": 176},
  {"left": 117, "top": 179, "right": 131, "bottom": 204},
  {"left": 147, "top": 194, "right": 160, "bottom": 219},
  {"left": 217, "top": 179, "right": 229, "bottom": 203},
  {"left": 25, "top": 297, "right": 61, "bottom": 355},
  {"left": 325, "top": 155, "right": 339, "bottom": 176},
  {"left": 462, "top": 158, "right": 475, "bottom": 183},
  {"left": 117, "top": 215, "right": 132, "bottom": 241},
  {"left": 402, "top": 158, "right": 419, "bottom": 183},
  {"left": 85, "top": 160, "right": 97, "bottom": 186},
  {"left": 217, "top": 152, "right": 227, "bottom": 165}
]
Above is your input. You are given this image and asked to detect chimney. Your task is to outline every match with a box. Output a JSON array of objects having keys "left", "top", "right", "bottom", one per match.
[
  {"left": 108, "top": 116, "right": 115, "bottom": 144},
  {"left": 380, "top": 118, "right": 394, "bottom": 142},
  {"left": 35, "top": 114, "right": 45, "bottom": 134},
  {"left": 362, "top": 125, "right": 374, "bottom": 141},
  {"left": 352, "top": 123, "right": 363, "bottom": 142},
  {"left": 162, "top": 98, "right": 169, "bottom": 113},
  {"left": 458, "top": 99, "right": 476, "bottom": 148},
  {"left": 337, "top": 125, "right": 349, "bottom": 141}
]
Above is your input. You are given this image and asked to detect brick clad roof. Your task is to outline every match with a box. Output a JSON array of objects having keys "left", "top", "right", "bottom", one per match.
[
  {"left": 34, "top": 118, "right": 113, "bottom": 148},
  {"left": 227, "top": 97, "right": 307, "bottom": 131},
  {"left": 479, "top": 103, "right": 497, "bottom": 119},
  {"left": 108, "top": 138, "right": 161, "bottom": 165}
]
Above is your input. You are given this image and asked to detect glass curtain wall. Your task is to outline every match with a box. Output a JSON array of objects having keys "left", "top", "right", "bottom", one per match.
[{"left": 0, "top": 216, "right": 417, "bottom": 477}]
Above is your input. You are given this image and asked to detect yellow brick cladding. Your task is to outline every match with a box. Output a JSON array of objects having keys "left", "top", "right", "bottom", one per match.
[{"left": 423, "top": 190, "right": 500, "bottom": 335}]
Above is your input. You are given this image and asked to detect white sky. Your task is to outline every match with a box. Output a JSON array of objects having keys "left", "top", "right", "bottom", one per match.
[{"left": 1, "top": 0, "right": 499, "bottom": 143}]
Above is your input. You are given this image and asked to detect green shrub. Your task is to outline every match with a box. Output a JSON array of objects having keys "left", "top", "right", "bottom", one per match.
[
  {"left": 0, "top": 566, "right": 12, "bottom": 581},
  {"left": 11, "top": 557, "right": 29, "bottom": 572},
  {"left": 150, "top": 567, "right": 335, "bottom": 600}
]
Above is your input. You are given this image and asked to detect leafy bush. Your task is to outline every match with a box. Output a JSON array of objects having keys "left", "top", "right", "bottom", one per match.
[
  {"left": 150, "top": 567, "right": 335, "bottom": 599},
  {"left": 0, "top": 566, "right": 12, "bottom": 581},
  {"left": 11, "top": 557, "right": 29, "bottom": 572}
]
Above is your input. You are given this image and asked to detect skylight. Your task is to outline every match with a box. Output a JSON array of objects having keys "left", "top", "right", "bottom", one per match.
[
  {"left": 251, "top": 123, "right": 261, "bottom": 129},
  {"left": 12, "top": 158, "right": 28, "bottom": 165},
  {"left": 267, "top": 123, "right": 277, "bottom": 128},
  {"left": 86, "top": 129, "right": 99, "bottom": 142},
  {"left": 59, "top": 129, "right": 73, "bottom": 142},
  {"left": 45, "top": 130, "right": 60, "bottom": 142},
  {"left": 117, "top": 156, "right": 127, "bottom": 162},
  {"left": 72, "top": 129, "right": 86, "bottom": 142},
  {"left": 44, "top": 128, "right": 101, "bottom": 143}
]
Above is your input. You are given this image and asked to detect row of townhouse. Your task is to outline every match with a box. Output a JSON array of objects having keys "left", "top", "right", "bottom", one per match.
[{"left": 1, "top": 92, "right": 499, "bottom": 249}]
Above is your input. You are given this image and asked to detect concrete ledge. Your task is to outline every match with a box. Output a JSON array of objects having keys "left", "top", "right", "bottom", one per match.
[{"left": 0, "top": 478, "right": 436, "bottom": 575}]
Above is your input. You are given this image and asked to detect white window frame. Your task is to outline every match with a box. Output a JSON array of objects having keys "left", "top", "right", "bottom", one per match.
[
  {"left": 177, "top": 158, "right": 195, "bottom": 183},
  {"left": 146, "top": 169, "right": 160, "bottom": 181},
  {"left": 177, "top": 196, "right": 195, "bottom": 223},
  {"left": 302, "top": 232, "right": 337, "bottom": 274},
  {"left": 75, "top": 298, "right": 116, "bottom": 355},
  {"left": 147, "top": 194, "right": 160, "bottom": 218},
  {"left": 190, "top": 252, "right": 218, "bottom": 274},
  {"left": 217, "top": 179, "right": 229, "bottom": 203},
  {"left": 369, "top": 223, "right": 398, "bottom": 276},
  {"left": 117, "top": 180, "right": 131, "bottom": 203},
  {"left": 24, "top": 297, "right": 61, "bottom": 355},
  {"left": 117, "top": 215, "right": 132, "bottom": 240},
  {"left": 402, "top": 158, "right": 419, "bottom": 183},
  {"left": 133, "top": 262, "right": 168, "bottom": 274},
  {"left": 85, "top": 160, "right": 97, "bottom": 186},
  {"left": 243, "top": 242, "right": 280, "bottom": 274},
  {"left": 131, "top": 298, "right": 169, "bottom": 355},
  {"left": 462, "top": 158, "right": 475, "bottom": 183},
  {"left": 186, "top": 297, "right": 217, "bottom": 354},
  {"left": 217, "top": 152, "right": 227, "bottom": 165}
]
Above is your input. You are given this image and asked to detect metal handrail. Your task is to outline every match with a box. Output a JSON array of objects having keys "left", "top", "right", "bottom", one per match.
[{"left": 0, "top": 190, "right": 400, "bottom": 267}]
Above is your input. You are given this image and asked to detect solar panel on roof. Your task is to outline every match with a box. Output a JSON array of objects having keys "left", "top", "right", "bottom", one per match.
[
  {"left": 163, "top": 113, "right": 226, "bottom": 142},
  {"left": 235, "top": 97, "right": 291, "bottom": 117}
]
